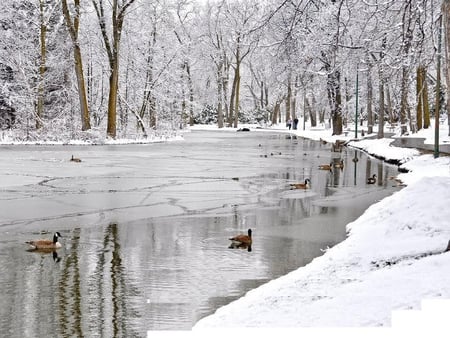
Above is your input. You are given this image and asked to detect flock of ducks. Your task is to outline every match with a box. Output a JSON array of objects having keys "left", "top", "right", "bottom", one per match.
[
  {"left": 318, "top": 159, "right": 345, "bottom": 172},
  {"left": 21, "top": 142, "right": 391, "bottom": 258},
  {"left": 290, "top": 159, "right": 379, "bottom": 189}
]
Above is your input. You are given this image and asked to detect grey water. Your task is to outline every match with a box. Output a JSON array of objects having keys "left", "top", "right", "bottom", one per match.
[{"left": 0, "top": 130, "right": 401, "bottom": 336}]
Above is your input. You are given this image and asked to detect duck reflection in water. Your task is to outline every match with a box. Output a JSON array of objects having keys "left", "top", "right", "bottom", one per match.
[
  {"left": 26, "top": 248, "right": 62, "bottom": 262},
  {"left": 228, "top": 242, "right": 252, "bottom": 252}
]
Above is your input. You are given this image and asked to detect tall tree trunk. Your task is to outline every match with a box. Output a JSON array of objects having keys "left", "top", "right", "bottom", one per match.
[
  {"left": 422, "top": 68, "right": 431, "bottom": 129},
  {"left": 223, "top": 56, "right": 230, "bottom": 122},
  {"left": 328, "top": 70, "right": 342, "bottom": 135},
  {"left": 107, "top": 60, "right": 119, "bottom": 138},
  {"left": 37, "top": 0, "right": 46, "bottom": 130},
  {"left": 233, "top": 67, "right": 240, "bottom": 128},
  {"left": 378, "top": 69, "right": 385, "bottom": 138},
  {"left": 443, "top": 0, "right": 450, "bottom": 135},
  {"left": 62, "top": 0, "right": 91, "bottom": 131},
  {"left": 229, "top": 68, "right": 238, "bottom": 127},
  {"left": 322, "top": 51, "right": 342, "bottom": 135},
  {"left": 400, "top": 0, "right": 414, "bottom": 135},
  {"left": 217, "top": 65, "right": 224, "bottom": 128},
  {"left": 306, "top": 97, "right": 317, "bottom": 127},
  {"left": 272, "top": 101, "right": 280, "bottom": 125},
  {"left": 232, "top": 33, "right": 241, "bottom": 129},
  {"left": 376, "top": 36, "right": 387, "bottom": 139},
  {"left": 366, "top": 62, "right": 374, "bottom": 134},
  {"left": 286, "top": 76, "right": 292, "bottom": 122},
  {"left": 416, "top": 66, "right": 424, "bottom": 131},
  {"left": 92, "top": 0, "right": 136, "bottom": 139},
  {"left": 400, "top": 66, "right": 410, "bottom": 135},
  {"left": 185, "top": 62, "right": 194, "bottom": 126},
  {"left": 385, "top": 85, "right": 395, "bottom": 124}
]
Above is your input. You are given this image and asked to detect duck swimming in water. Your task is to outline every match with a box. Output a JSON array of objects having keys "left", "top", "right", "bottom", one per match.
[
  {"left": 367, "top": 174, "right": 377, "bottom": 184},
  {"left": 290, "top": 178, "right": 311, "bottom": 190},
  {"left": 318, "top": 163, "right": 333, "bottom": 171},
  {"left": 26, "top": 232, "right": 62, "bottom": 250},
  {"left": 229, "top": 229, "right": 253, "bottom": 246}
]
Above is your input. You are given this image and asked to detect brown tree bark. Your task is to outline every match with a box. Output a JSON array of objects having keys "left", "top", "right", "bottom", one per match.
[
  {"left": 62, "top": 0, "right": 91, "bottom": 131},
  {"left": 92, "top": 0, "right": 136, "bottom": 139},
  {"left": 37, "top": 0, "right": 46, "bottom": 130}
]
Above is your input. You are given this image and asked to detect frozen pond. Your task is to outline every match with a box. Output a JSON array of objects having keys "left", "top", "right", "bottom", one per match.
[{"left": 0, "top": 130, "right": 401, "bottom": 335}]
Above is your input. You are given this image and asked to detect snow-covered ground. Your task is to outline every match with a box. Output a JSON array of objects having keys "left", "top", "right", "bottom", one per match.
[{"left": 191, "top": 122, "right": 450, "bottom": 333}]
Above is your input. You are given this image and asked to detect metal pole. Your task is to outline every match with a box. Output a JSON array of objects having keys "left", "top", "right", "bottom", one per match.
[
  {"left": 355, "top": 68, "right": 359, "bottom": 139},
  {"left": 435, "top": 13, "right": 442, "bottom": 158},
  {"left": 303, "top": 91, "right": 306, "bottom": 131}
]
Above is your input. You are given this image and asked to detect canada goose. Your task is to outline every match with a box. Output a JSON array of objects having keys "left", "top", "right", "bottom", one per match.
[
  {"left": 229, "top": 229, "right": 252, "bottom": 246},
  {"left": 334, "top": 159, "right": 344, "bottom": 169},
  {"left": 70, "top": 155, "right": 81, "bottom": 163},
  {"left": 26, "top": 232, "right": 62, "bottom": 250},
  {"left": 290, "top": 178, "right": 311, "bottom": 190},
  {"left": 318, "top": 163, "right": 333, "bottom": 171},
  {"left": 367, "top": 174, "right": 377, "bottom": 184}
]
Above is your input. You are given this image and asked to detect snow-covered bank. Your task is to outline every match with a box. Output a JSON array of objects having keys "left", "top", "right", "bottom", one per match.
[
  {"left": 192, "top": 123, "right": 450, "bottom": 329},
  {"left": 194, "top": 155, "right": 450, "bottom": 328},
  {"left": 0, "top": 128, "right": 184, "bottom": 145}
]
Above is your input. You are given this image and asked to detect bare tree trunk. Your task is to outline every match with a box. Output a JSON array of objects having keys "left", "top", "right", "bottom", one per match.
[
  {"left": 62, "top": 0, "right": 91, "bottom": 131},
  {"left": 233, "top": 33, "right": 242, "bottom": 129},
  {"left": 328, "top": 69, "right": 343, "bottom": 135},
  {"left": 378, "top": 69, "right": 385, "bottom": 138},
  {"left": 272, "top": 101, "right": 280, "bottom": 125},
  {"left": 400, "top": 66, "right": 410, "bottom": 135},
  {"left": 385, "top": 85, "right": 394, "bottom": 124},
  {"left": 376, "top": 36, "right": 387, "bottom": 139},
  {"left": 217, "top": 65, "right": 224, "bottom": 128},
  {"left": 285, "top": 76, "right": 292, "bottom": 123},
  {"left": 416, "top": 66, "right": 424, "bottom": 131},
  {"left": 223, "top": 56, "right": 230, "bottom": 122},
  {"left": 400, "top": 0, "right": 414, "bottom": 135},
  {"left": 92, "top": 0, "right": 136, "bottom": 139},
  {"left": 443, "top": 0, "right": 450, "bottom": 135},
  {"left": 229, "top": 68, "right": 238, "bottom": 127},
  {"left": 37, "top": 0, "right": 46, "bottom": 130},
  {"left": 422, "top": 68, "right": 431, "bottom": 129},
  {"left": 322, "top": 50, "right": 342, "bottom": 135},
  {"left": 233, "top": 67, "right": 240, "bottom": 128},
  {"left": 366, "top": 61, "right": 374, "bottom": 134},
  {"left": 306, "top": 97, "right": 317, "bottom": 127}
]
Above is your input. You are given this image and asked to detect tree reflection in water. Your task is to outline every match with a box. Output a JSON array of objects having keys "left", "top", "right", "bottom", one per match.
[
  {"left": 59, "top": 228, "right": 82, "bottom": 337},
  {"left": 91, "top": 222, "right": 139, "bottom": 338}
]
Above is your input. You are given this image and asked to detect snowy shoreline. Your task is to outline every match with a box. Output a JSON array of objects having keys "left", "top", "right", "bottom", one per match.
[{"left": 191, "top": 124, "right": 450, "bottom": 330}]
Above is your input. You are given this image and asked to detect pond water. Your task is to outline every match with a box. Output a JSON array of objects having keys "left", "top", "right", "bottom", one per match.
[{"left": 0, "top": 130, "right": 401, "bottom": 335}]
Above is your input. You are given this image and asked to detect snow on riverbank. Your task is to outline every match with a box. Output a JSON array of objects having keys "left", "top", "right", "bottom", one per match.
[{"left": 192, "top": 123, "right": 450, "bottom": 330}]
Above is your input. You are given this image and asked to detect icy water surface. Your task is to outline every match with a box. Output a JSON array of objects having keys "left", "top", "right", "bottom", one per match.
[{"left": 0, "top": 130, "right": 401, "bottom": 335}]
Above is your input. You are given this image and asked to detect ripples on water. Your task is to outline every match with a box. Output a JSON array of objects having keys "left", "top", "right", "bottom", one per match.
[{"left": 0, "top": 131, "right": 402, "bottom": 335}]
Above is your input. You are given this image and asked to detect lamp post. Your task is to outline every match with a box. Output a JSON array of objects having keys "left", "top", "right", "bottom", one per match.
[
  {"left": 303, "top": 91, "right": 306, "bottom": 131},
  {"left": 355, "top": 66, "right": 359, "bottom": 139},
  {"left": 434, "top": 13, "right": 442, "bottom": 158}
]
